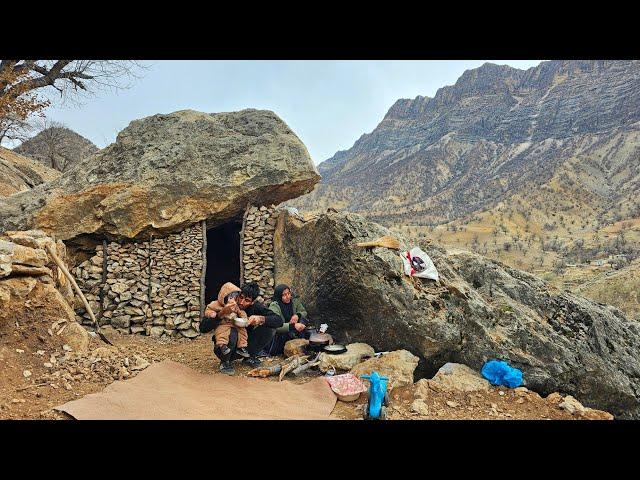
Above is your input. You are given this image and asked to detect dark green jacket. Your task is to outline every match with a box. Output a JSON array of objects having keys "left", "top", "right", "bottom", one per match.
[{"left": 268, "top": 298, "right": 308, "bottom": 334}]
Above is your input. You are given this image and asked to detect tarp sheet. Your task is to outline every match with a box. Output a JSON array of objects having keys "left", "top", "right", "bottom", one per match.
[{"left": 56, "top": 360, "right": 337, "bottom": 420}]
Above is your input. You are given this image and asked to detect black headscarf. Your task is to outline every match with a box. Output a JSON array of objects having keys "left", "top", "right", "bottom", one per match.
[{"left": 273, "top": 284, "right": 295, "bottom": 323}]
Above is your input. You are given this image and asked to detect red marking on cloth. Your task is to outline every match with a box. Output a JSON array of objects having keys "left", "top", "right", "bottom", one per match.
[{"left": 406, "top": 251, "right": 416, "bottom": 276}]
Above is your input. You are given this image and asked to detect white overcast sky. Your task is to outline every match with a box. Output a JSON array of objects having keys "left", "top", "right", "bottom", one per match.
[{"left": 37, "top": 60, "right": 542, "bottom": 164}]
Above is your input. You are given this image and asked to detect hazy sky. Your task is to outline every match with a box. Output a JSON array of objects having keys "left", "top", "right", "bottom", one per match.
[{"left": 40, "top": 60, "right": 542, "bottom": 164}]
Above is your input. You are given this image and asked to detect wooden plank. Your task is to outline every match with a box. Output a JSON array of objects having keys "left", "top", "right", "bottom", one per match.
[
  {"left": 239, "top": 203, "right": 250, "bottom": 285},
  {"left": 100, "top": 239, "right": 107, "bottom": 322},
  {"left": 200, "top": 220, "right": 207, "bottom": 318},
  {"left": 148, "top": 234, "right": 153, "bottom": 320}
]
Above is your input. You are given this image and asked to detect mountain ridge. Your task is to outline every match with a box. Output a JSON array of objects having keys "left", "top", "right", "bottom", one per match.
[{"left": 291, "top": 60, "right": 640, "bottom": 303}]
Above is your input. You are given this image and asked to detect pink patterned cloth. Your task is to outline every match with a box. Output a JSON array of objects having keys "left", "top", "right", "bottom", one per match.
[{"left": 325, "top": 373, "right": 367, "bottom": 396}]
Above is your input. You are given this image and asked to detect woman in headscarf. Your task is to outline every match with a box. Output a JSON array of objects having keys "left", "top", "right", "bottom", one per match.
[{"left": 264, "top": 284, "right": 309, "bottom": 356}]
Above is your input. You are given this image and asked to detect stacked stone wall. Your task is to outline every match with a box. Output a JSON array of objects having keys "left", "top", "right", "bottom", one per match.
[
  {"left": 73, "top": 206, "right": 280, "bottom": 339},
  {"left": 149, "top": 224, "right": 203, "bottom": 338},
  {"left": 242, "top": 205, "right": 277, "bottom": 300},
  {"left": 73, "top": 224, "right": 203, "bottom": 339}
]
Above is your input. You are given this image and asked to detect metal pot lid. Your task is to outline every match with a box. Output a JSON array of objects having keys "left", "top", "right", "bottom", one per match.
[{"left": 309, "top": 333, "right": 331, "bottom": 344}]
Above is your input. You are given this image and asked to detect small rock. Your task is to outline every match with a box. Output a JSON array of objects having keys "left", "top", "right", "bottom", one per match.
[
  {"left": 411, "top": 399, "right": 430, "bottom": 416},
  {"left": 427, "top": 363, "right": 491, "bottom": 393},
  {"left": 578, "top": 408, "right": 614, "bottom": 420},
  {"left": 499, "top": 391, "right": 505, "bottom": 396},
  {"left": 15, "top": 349, "right": 24, "bottom": 354},
  {"left": 63, "top": 344, "right": 72, "bottom": 352},
  {"left": 514, "top": 386, "right": 528, "bottom": 396},
  {"left": 11, "top": 398, "right": 25, "bottom": 403},
  {"left": 23, "top": 370, "right": 32, "bottom": 378},
  {"left": 516, "top": 398, "right": 525, "bottom": 404},
  {"left": 44, "top": 362, "right": 53, "bottom": 368},
  {"left": 446, "top": 400, "right": 459, "bottom": 408},
  {"left": 559, "top": 395, "right": 586, "bottom": 415},
  {"left": 130, "top": 354, "right": 150, "bottom": 371},
  {"left": 546, "top": 392, "right": 564, "bottom": 404},
  {"left": 36, "top": 350, "right": 45, "bottom": 356}
]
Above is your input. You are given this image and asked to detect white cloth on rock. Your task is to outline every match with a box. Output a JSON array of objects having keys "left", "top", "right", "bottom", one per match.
[{"left": 401, "top": 247, "right": 439, "bottom": 281}]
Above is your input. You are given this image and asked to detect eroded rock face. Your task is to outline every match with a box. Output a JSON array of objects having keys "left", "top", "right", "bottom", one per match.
[
  {"left": 273, "top": 211, "right": 640, "bottom": 418},
  {"left": 0, "top": 109, "right": 320, "bottom": 242}
]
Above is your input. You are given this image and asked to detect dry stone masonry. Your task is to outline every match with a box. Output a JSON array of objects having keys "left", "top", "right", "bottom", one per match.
[
  {"left": 149, "top": 224, "right": 203, "bottom": 339},
  {"left": 73, "top": 206, "right": 280, "bottom": 339},
  {"left": 242, "top": 205, "right": 277, "bottom": 301},
  {"left": 74, "top": 224, "right": 203, "bottom": 339}
]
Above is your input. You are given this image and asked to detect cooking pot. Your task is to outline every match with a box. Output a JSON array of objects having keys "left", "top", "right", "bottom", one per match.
[{"left": 307, "top": 332, "right": 333, "bottom": 353}]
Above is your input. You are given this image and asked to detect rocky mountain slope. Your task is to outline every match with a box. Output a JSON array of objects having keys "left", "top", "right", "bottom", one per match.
[
  {"left": 292, "top": 61, "right": 640, "bottom": 274},
  {"left": 296, "top": 60, "right": 640, "bottom": 222},
  {"left": 14, "top": 126, "right": 99, "bottom": 172},
  {"left": 0, "top": 147, "right": 60, "bottom": 197}
]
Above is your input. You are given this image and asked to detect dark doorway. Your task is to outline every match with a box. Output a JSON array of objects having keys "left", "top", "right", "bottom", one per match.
[{"left": 205, "top": 220, "right": 242, "bottom": 304}]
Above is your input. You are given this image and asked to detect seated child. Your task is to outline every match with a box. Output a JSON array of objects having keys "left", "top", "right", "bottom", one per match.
[{"left": 211, "top": 291, "right": 250, "bottom": 358}]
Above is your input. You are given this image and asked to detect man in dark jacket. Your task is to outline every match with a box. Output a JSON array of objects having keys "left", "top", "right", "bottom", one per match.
[{"left": 200, "top": 282, "right": 282, "bottom": 375}]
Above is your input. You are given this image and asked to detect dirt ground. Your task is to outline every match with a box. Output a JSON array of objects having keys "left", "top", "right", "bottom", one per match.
[{"left": 0, "top": 312, "right": 612, "bottom": 420}]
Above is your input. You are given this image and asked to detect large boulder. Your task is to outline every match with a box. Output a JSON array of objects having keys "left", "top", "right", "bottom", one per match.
[
  {"left": 318, "top": 342, "right": 375, "bottom": 372},
  {"left": 284, "top": 339, "right": 309, "bottom": 357},
  {"left": 0, "top": 109, "right": 320, "bottom": 242},
  {"left": 273, "top": 211, "right": 640, "bottom": 418}
]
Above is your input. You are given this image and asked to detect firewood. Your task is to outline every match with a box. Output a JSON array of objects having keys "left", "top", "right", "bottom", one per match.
[
  {"left": 292, "top": 360, "right": 320, "bottom": 375},
  {"left": 278, "top": 355, "right": 309, "bottom": 381},
  {"left": 247, "top": 364, "right": 282, "bottom": 377}
]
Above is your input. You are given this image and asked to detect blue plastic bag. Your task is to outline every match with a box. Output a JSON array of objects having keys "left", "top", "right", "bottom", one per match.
[{"left": 481, "top": 360, "right": 523, "bottom": 388}]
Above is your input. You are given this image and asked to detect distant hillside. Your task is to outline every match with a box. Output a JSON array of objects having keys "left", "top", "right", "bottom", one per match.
[
  {"left": 0, "top": 147, "right": 60, "bottom": 197},
  {"left": 14, "top": 126, "right": 99, "bottom": 172},
  {"left": 574, "top": 259, "right": 640, "bottom": 321}
]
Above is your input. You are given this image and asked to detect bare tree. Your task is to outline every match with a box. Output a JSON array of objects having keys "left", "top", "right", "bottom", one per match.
[
  {"left": 30, "top": 118, "right": 71, "bottom": 171},
  {"left": 0, "top": 60, "right": 146, "bottom": 145},
  {"left": 0, "top": 114, "right": 33, "bottom": 144}
]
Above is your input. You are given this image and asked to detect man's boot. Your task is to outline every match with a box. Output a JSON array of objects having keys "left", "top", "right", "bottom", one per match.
[
  {"left": 219, "top": 360, "right": 235, "bottom": 375},
  {"left": 236, "top": 347, "right": 250, "bottom": 359},
  {"left": 243, "top": 356, "right": 262, "bottom": 368}
]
